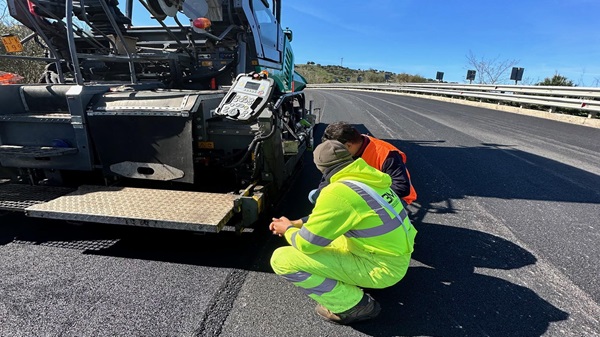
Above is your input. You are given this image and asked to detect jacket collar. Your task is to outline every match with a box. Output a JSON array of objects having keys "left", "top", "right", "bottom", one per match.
[
  {"left": 322, "top": 161, "right": 352, "bottom": 181},
  {"left": 354, "top": 135, "right": 370, "bottom": 159}
]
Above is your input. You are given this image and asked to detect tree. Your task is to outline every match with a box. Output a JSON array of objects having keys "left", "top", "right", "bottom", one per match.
[
  {"left": 536, "top": 73, "right": 575, "bottom": 86},
  {"left": 395, "top": 73, "right": 428, "bottom": 83},
  {"left": 364, "top": 71, "right": 385, "bottom": 83},
  {"left": 0, "top": 17, "right": 47, "bottom": 83},
  {"left": 465, "top": 50, "right": 519, "bottom": 84}
]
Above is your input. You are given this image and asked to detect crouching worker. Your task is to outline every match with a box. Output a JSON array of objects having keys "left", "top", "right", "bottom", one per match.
[{"left": 269, "top": 140, "right": 417, "bottom": 325}]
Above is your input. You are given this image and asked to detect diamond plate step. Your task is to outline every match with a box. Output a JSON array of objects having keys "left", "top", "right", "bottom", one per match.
[{"left": 25, "top": 185, "right": 239, "bottom": 232}]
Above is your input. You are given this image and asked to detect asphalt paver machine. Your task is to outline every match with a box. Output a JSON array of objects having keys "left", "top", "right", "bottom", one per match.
[{"left": 0, "top": 0, "right": 313, "bottom": 232}]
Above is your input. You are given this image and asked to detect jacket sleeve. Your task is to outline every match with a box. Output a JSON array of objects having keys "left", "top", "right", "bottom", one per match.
[
  {"left": 381, "top": 151, "right": 411, "bottom": 198},
  {"left": 284, "top": 186, "right": 361, "bottom": 254}
]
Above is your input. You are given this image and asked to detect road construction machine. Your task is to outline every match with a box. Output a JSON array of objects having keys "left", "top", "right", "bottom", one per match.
[{"left": 0, "top": 0, "right": 314, "bottom": 233}]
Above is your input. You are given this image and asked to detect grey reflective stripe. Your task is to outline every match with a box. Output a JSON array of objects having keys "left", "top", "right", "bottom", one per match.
[
  {"left": 340, "top": 180, "right": 409, "bottom": 238},
  {"left": 302, "top": 278, "right": 337, "bottom": 296},
  {"left": 290, "top": 231, "right": 299, "bottom": 249},
  {"left": 282, "top": 272, "right": 337, "bottom": 296},
  {"left": 345, "top": 207, "right": 408, "bottom": 239},
  {"left": 298, "top": 227, "right": 332, "bottom": 247},
  {"left": 282, "top": 271, "right": 311, "bottom": 283},
  {"left": 345, "top": 180, "right": 410, "bottom": 234},
  {"left": 342, "top": 180, "right": 393, "bottom": 232}
]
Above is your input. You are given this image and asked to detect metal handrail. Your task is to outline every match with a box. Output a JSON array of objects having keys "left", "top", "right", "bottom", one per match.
[{"left": 13, "top": 0, "right": 65, "bottom": 82}]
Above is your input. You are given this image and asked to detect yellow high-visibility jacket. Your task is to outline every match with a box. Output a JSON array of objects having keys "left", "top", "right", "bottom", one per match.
[{"left": 285, "top": 158, "right": 417, "bottom": 257}]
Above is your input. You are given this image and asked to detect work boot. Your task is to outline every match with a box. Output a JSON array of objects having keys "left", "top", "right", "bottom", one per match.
[{"left": 315, "top": 293, "right": 381, "bottom": 325}]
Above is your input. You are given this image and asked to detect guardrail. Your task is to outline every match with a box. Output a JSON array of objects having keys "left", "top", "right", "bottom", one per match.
[{"left": 307, "top": 83, "right": 600, "bottom": 119}]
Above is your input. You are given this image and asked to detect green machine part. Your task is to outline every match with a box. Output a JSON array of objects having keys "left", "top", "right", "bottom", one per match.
[{"left": 256, "top": 37, "right": 307, "bottom": 94}]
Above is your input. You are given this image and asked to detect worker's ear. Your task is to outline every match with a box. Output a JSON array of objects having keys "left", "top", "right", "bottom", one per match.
[{"left": 345, "top": 142, "right": 358, "bottom": 155}]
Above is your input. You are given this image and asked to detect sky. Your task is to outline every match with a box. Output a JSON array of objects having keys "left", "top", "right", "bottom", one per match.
[
  {"left": 121, "top": 0, "right": 600, "bottom": 86},
  {"left": 279, "top": 0, "right": 600, "bottom": 86}
]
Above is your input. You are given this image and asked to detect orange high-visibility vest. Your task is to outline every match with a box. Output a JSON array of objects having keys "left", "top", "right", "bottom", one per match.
[{"left": 360, "top": 135, "right": 417, "bottom": 204}]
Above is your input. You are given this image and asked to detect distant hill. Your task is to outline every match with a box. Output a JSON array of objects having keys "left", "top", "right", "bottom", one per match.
[{"left": 295, "top": 63, "right": 436, "bottom": 84}]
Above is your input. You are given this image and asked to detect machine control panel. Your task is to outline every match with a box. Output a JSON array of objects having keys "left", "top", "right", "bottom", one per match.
[{"left": 215, "top": 73, "right": 275, "bottom": 121}]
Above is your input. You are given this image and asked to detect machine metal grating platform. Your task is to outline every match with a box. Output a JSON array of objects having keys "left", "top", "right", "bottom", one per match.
[{"left": 0, "top": 183, "right": 75, "bottom": 212}]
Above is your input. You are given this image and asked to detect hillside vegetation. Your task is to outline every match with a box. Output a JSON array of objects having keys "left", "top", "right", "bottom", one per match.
[{"left": 295, "top": 64, "right": 434, "bottom": 84}]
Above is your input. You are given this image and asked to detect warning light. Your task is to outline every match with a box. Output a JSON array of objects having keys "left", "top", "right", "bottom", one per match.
[
  {"left": 193, "top": 18, "right": 212, "bottom": 30},
  {"left": 252, "top": 70, "right": 269, "bottom": 80},
  {"left": 27, "top": 0, "right": 37, "bottom": 16}
]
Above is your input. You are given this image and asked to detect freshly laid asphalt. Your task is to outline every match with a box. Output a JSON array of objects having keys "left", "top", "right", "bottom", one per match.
[{"left": 1, "top": 89, "right": 599, "bottom": 337}]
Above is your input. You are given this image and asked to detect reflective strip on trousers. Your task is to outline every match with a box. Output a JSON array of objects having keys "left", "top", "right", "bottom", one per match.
[
  {"left": 282, "top": 271, "right": 338, "bottom": 296},
  {"left": 281, "top": 271, "right": 311, "bottom": 283}
]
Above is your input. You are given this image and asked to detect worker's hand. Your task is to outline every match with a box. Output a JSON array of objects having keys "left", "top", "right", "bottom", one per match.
[{"left": 269, "top": 216, "right": 293, "bottom": 236}]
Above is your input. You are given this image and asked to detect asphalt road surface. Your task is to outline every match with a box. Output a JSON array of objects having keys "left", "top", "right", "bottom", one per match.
[{"left": 1, "top": 89, "right": 599, "bottom": 337}]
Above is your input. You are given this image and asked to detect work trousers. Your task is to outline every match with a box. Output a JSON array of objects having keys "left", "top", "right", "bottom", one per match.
[{"left": 270, "top": 238, "right": 411, "bottom": 313}]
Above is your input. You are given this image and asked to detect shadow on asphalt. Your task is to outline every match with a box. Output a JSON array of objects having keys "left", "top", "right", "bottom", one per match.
[
  {"left": 352, "top": 221, "right": 568, "bottom": 336},
  {"left": 0, "top": 122, "right": 574, "bottom": 336}
]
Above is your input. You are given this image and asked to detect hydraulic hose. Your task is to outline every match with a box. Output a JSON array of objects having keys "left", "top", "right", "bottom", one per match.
[{"left": 223, "top": 120, "right": 277, "bottom": 169}]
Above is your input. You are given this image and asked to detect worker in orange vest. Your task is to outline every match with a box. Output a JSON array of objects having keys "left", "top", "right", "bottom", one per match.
[{"left": 310, "top": 121, "right": 417, "bottom": 205}]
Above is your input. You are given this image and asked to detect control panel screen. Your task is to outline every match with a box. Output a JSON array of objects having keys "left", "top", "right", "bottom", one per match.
[
  {"left": 244, "top": 81, "right": 261, "bottom": 90},
  {"left": 215, "top": 74, "right": 274, "bottom": 121}
]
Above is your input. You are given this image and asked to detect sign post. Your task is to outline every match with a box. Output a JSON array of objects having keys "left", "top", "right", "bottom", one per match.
[{"left": 510, "top": 67, "right": 524, "bottom": 85}]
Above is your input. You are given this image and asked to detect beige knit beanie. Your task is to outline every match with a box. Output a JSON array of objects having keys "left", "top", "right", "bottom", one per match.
[{"left": 313, "top": 140, "right": 353, "bottom": 173}]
